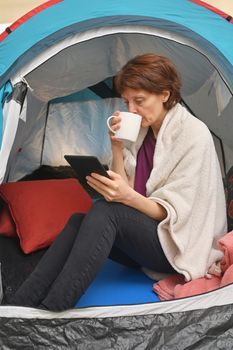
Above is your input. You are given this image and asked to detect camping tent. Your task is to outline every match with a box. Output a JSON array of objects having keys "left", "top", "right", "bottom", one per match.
[{"left": 0, "top": 0, "right": 233, "bottom": 348}]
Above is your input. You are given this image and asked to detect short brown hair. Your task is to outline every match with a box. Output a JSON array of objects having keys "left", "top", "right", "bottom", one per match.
[{"left": 115, "top": 53, "right": 182, "bottom": 110}]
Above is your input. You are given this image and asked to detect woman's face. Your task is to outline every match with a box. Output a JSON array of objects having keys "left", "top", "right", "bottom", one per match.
[{"left": 121, "top": 88, "right": 170, "bottom": 133}]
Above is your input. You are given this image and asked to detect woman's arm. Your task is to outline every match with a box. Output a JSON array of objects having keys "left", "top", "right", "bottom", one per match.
[
  {"left": 111, "top": 145, "right": 129, "bottom": 183},
  {"left": 109, "top": 112, "right": 129, "bottom": 183},
  {"left": 124, "top": 187, "right": 167, "bottom": 221},
  {"left": 86, "top": 170, "right": 167, "bottom": 221},
  {"left": 93, "top": 112, "right": 166, "bottom": 220}
]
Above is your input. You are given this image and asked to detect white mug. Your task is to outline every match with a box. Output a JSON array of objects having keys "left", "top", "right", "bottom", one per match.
[{"left": 107, "top": 112, "right": 142, "bottom": 142}]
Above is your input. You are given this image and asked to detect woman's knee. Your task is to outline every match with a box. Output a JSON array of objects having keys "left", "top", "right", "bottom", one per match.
[
  {"left": 91, "top": 199, "right": 113, "bottom": 214},
  {"left": 91, "top": 199, "right": 126, "bottom": 218}
]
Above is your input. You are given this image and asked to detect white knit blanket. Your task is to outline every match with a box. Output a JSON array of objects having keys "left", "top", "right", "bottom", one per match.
[{"left": 123, "top": 103, "right": 227, "bottom": 280}]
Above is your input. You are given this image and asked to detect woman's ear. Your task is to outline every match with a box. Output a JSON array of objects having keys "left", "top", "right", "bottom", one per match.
[{"left": 162, "top": 90, "right": 170, "bottom": 102}]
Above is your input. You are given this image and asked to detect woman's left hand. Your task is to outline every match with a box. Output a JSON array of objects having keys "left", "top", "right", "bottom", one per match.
[
  {"left": 86, "top": 170, "right": 133, "bottom": 203},
  {"left": 87, "top": 170, "right": 167, "bottom": 221}
]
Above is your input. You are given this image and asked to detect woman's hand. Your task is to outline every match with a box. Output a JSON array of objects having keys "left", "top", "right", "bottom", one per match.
[
  {"left": 86, "top": 170, "right": 167, "bottom": 220},
  {"left": 86, "top": 170, "right": 133, "bottom": 203}
]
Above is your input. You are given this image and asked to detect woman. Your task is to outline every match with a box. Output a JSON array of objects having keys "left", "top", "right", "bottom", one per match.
[{"left": 9, "top": 54, "right": 227, "bottom": 311}]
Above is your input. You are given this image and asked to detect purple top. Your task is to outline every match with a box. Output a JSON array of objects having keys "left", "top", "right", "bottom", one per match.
[{"left": 134, "top": 127, "right": 156, "bottom": 196}]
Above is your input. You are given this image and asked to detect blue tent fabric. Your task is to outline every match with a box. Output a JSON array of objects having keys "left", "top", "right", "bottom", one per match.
[
  {"left": 0, "top": 81, "right": 12, "bottom": 148},
  {"left": 76, "top": 259, "right": 159, "bottom": 308},
  {"left": 0, "top": 0, "right": 233, "bottom": 88}
]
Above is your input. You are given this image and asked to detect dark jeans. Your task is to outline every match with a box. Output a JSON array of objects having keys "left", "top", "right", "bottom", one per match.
[{"left": 9, "top": 200, "right": 174, "bottom": 311}]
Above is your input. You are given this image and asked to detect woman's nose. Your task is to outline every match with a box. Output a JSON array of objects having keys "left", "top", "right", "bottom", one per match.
[{"left": 127, "top": 102, "right": 138, "bottom": 114}]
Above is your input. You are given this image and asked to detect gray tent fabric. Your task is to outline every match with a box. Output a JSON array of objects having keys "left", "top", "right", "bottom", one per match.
[
  {"left": 0, "top": 304, "right": 233, "bottom": 349},
  {"left": 4, "top": 29, "right": 233, "bottom": 182}
]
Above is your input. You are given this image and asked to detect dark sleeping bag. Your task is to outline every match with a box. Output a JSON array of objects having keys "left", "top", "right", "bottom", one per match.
[{"left": 0, "top": 236, "right": 47, "bottom": 304}]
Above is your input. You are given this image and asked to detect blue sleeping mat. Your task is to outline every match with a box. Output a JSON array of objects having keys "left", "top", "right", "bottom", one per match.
[{"left": 76, "top": 259, "right": 160, "bottom": 307}]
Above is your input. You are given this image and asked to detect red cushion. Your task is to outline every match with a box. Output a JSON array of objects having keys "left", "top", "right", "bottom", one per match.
[
  {"left": 0, "top": 179, "right": 93, "bottom": 254},
  {"left": 0, "top": 204, "right": 16, "bottom": 237}
]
